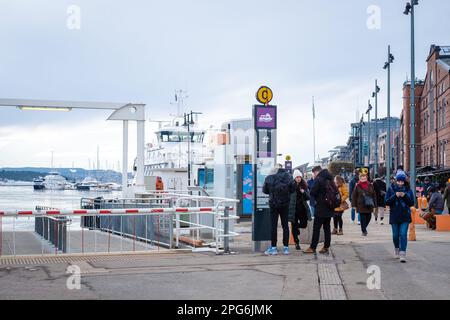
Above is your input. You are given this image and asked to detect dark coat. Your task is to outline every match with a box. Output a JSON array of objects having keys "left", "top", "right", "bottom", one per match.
[
  {"left": 373, "top": 178, "right": 387, "bottom": 207},
  {"left": 288, "top": 181, "right": 312, "bottom": 224},
  {"left": 385, "top": 184, "right": 415, "bottom": 224},
  {"left": 310, "top": 169, "right": 335, "bottom": 218},
  {"left": 262, "top": 169, "right": 295, "bottom": 208},
  {"left": 349, "top": 176, "right": 359, "bottom": 202},
  {"left": 307, "top": 178, "right": 316, "bottom": 207},
  {"left": 351, "top": 182, "right": 377, "bottom": 214}
]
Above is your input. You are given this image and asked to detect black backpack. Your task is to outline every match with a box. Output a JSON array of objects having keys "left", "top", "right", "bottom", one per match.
[
  {"left": 324, "top": 180, "right": 341, "bottom": 210},
  {"left": 271, "top": 176, "right": 291, "bottom": 208}
]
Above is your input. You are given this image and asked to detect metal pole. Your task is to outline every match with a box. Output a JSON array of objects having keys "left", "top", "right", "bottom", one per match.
[
  {"left": 374, "top": 80, "right": 379, "bottom": 177},
  {"left": 312, "top": 96, "right": 316, "bottom": 164},
  {"left": 387, "top": 45, "right": 392, "bottom": 190},
  {"left": 122, "top": 120, "right": 129, "bottom": 193},
  {"left": 410, "top": 3, "right": 417, "bottom": 206},
  {"left": 136, "top": 120, "right": 145, "bottom": 188},
  {"left": 187, "top": 113, "right": 191, "bottom": 187},
  {"left": 224, "top": 206, "right": 230, "bottom": 254},
  {"left": 367, "top": 101, "right": 371, "bottom": 169}
]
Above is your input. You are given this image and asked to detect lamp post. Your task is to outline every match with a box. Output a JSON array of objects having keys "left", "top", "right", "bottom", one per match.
[
  {"left": 384, "top": 46, "right": 395, "bottom": 189},
  {"left": 359, "top": 115, "right": 364, "bottom": 166},
  {"left": 183, "top": 111, "right": 202, "bottom": 187},
  {"left": 366, "top": 101, "right": 373, "bottom": 172},
  {"left": 372, "top": 81, "right": 381, "bottom": 177},
  {"left": 404, "top": 0, "right": 418, "bottom": 205}
]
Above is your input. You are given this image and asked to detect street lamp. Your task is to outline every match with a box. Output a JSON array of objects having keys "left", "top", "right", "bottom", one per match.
[
  {"left": 183, "top": 110, "right": 202, "bottom": 187},
  {"left": 372, "top": 81, "right": 381, "bottom": 177},
  {"left": 404, "top": 0, "right": 419, "bottom": 205},
  {"left": 384, "top": 46, "right": 395, "bottom": 189},
  {"left": 366, "top": 101, "right": 373, "bottom": 171},
  {"left": 359, "top": 115, "right": 364, "bottom": 166}
]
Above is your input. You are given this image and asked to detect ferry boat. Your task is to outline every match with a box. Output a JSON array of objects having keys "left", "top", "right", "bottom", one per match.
[
  {"left": 33, "top": 177, "right": 45, "bottom": 190},
  {"left": 42, "top": 172, "right": 67, "bottom": 190},
  {"left": 76, "top": 176, "right": 99, "bottom": 191},
  {"left": 144, "top": 114, "right": 214, "bottom": 192}
]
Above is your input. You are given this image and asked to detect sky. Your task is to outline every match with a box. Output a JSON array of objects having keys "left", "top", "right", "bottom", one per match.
[{"left": 0, "top": 0, "right": 449, "bottom": 170}]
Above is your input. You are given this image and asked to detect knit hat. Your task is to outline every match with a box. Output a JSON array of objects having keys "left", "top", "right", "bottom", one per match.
[
  {"left": 293, "top": 170, "right": 303, "bottom": 179},
  {"left": 396, "top": 171, "right": 407, "bottom": 182}
]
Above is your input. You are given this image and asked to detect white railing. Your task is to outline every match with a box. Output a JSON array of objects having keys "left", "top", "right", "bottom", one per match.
[{"left": 0, "top": 193, "right": 240, "bottom": 257}]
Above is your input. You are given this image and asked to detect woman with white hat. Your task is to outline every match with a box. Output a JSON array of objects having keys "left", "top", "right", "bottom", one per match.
[{"left": 288, "top": 170, "right": 312, "bottom": 250}]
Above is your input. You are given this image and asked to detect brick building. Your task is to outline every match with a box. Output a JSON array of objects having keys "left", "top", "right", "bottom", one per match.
[
  {"left": 400, "top": 45, "right": 450, "bottom": 175},
  {"left": 419, "top": 45, "right": 450, "bottom": 170}
]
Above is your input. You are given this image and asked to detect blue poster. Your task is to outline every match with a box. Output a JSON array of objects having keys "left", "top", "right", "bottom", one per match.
[{"left": 242, "top": 164, "right": 253, "bottom": 215}]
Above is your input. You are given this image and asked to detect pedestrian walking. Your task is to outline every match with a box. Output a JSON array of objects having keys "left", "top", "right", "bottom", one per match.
[
  {"left": 349, "top": 169, "right": 360, "bottom": 225},
  {"left": 307, "top": 175, "right": 316, "bottom": 218},
  {"left": 443, "top": 179, "right": 450, "bottom": 214},
  {"left": 288, "top": 170, "right": 312, "bottom": 250},
  {"left": 262, "top": 164, "right": 295, "bottom": 256},
  {"left": 385, "top": 171, "right": 415, "bottom": 263},
  {"left": 351, "top": 169, "right": 377, "bottom": 237},
  {"left": 332, "top": 175, "right": 349, "bottom": 236},
  {"left": 373, "top": 174, "right": 387, "bottom": 225},
  {"left": 304, "top": 166, "right": 341, "bottom": 254}
]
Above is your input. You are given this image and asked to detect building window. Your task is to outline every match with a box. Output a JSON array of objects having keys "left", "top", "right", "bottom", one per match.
[
  {"left": 430, "top": 146, "right": 434, "bottom": 167},
  {"left": 442, "top": 99, "right": 447, "bottom": 128}
]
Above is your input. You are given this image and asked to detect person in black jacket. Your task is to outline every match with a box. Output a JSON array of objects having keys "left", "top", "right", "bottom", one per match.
[
  {"left": 373, "top": 175, "right": 387, "bottom": 225},
  {"left": 304, "top": 166, "right": 335, "bottom": 254},
  {"left": 262, "top": 165, "right": 295, "bottom": 256}
]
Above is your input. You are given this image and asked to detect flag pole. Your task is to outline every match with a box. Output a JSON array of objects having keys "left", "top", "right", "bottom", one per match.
[{"left": 312, "top": 96, "right": 316, "bottom": 165}]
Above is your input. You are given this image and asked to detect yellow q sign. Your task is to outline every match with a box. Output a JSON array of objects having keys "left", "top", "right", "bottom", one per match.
[
  {"left": 285, "top": 155, "right": 292, "bottom": 161},
  {"left": 256, "top": 86, "right": 273, "bottom": 105}
]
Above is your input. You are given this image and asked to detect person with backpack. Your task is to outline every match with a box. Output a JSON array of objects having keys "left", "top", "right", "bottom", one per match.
[
  {"left": 304, "top": 166, "right": 340, "bottom": 255},
  {"left": 332, "top": 175, "right": 349, "bottom": 236},
  {"left": 385, "top": 171, "right": 415, "bottom": 263},
  {"left": 373, "top": 174, "right": 387, "bottom": 225},
  {"left": 262, "top": 164, "right": 295, "bottom": 256},
  {"left": 349, "top": 169, "right": 360, "bottom": 225},
  {"left": 288, "top": 170, "right": 312, "bottom": 250},
  {"left": 351, "top": 169, "right": 377, "bottom": 237}
]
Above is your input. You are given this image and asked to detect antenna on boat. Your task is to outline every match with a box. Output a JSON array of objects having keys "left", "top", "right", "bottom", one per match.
[{"left": 172, "top": 89, "right": 188, "bottom": 117}]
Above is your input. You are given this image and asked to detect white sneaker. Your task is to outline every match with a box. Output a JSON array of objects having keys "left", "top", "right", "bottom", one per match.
[
  {"left": 395, "top": 248, "right": 400, "bottom": 259},
  {"left": 380, "top": 221, "right": 384, "bottom": 225},
  {"left": 399, "top": 251, "right": 407, "bottom": 263},
  {"left": 357, "top": 221, "right": 361, "bottom": 225}
]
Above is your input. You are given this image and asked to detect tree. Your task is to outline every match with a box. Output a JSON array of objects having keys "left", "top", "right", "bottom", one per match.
[{"left": 328, "top": 161, "right": 355, "bottom": 177}]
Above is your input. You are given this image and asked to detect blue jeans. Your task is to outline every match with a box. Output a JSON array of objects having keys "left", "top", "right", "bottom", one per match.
[
  {"left": 391, "top": 222, "right": 410, "bottom": 252},
  {"left": 310, "top": 206, "right": 315, "bottom": 218},
  {"left": 351, "top": 207, "right": 360, "bottom": 222}
]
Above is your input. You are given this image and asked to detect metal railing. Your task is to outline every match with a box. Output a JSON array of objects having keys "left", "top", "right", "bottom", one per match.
[{"left": 0, "top": 193, "right": 240, "bottom": 257}]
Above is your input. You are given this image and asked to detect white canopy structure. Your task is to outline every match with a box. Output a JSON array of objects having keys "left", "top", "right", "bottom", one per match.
[{"left": 0, "top": 98, "right": 146, "bottom": 193}]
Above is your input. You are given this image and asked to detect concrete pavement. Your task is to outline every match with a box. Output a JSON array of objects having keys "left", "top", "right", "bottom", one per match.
[{"left": 0, "top": 211, "right": 449, "bottom": 300}]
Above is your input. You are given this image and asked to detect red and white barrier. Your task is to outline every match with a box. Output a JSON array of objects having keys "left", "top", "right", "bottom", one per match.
[{"left": 0, "top": 206, "right": 234, "bottom": 217}]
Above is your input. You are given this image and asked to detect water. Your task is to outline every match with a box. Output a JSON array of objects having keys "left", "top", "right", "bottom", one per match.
[
  {"left": 0, "top": 186, "right": 123, "bottom": 231},
  {"left": 0, "top": 185, "right": 122, "bottom": 210}
]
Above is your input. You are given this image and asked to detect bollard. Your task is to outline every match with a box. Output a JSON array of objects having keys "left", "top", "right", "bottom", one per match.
[{"left": 409, "top": 207, "right": 417, "bottom": 241}]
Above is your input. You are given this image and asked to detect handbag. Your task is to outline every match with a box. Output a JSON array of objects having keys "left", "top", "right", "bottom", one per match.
[
  {"left": 363, "top": 193, "right": 375, "bottom": 209},
  {"left": 339, "top": 201, "right": 350, "bottom": 211}
]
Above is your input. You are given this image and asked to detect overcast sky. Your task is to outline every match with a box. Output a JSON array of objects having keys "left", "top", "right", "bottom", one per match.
[{"left": 0, "top": 0, "right": 449, "bottom": 170}]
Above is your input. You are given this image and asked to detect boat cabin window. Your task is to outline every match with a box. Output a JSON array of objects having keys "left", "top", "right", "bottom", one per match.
[{"left": 158, "top": 131, "right": 204, "bottom": 143}]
